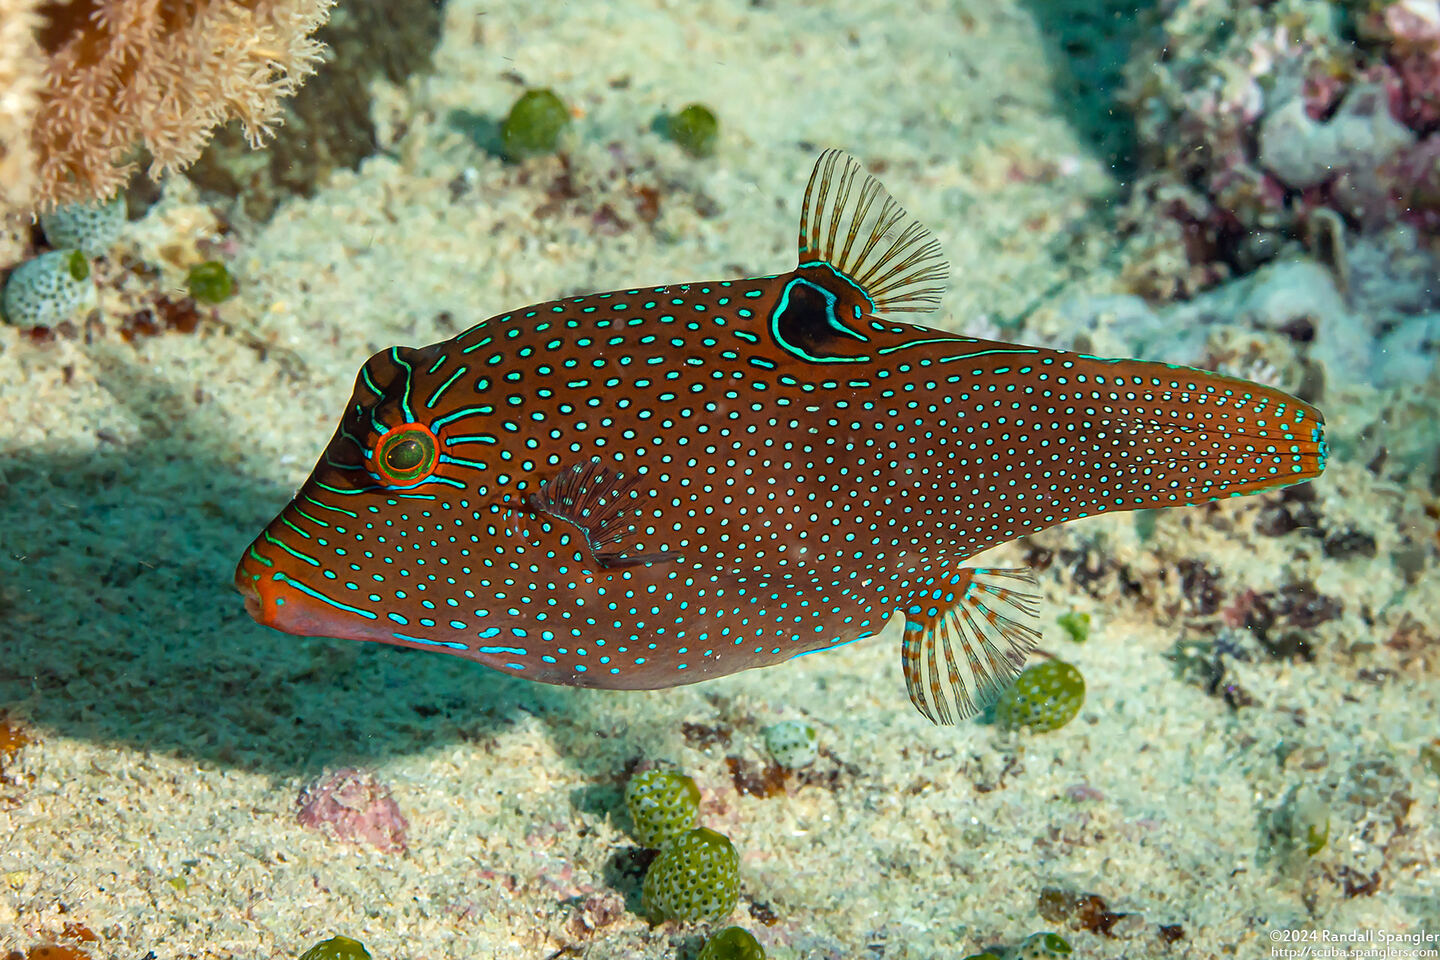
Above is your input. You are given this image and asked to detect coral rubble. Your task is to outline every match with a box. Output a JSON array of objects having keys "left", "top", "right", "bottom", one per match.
[{"left": 1120, "top": 0, "right": 1440, "bottom": 299}]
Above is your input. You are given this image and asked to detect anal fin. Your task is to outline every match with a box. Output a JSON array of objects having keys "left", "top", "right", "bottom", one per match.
[
  {"left": 901, "top": 566, "right": 1040, "bottom": 725},
  {"left": 526, "top": 457, "right": 680, "bottom": 568}
]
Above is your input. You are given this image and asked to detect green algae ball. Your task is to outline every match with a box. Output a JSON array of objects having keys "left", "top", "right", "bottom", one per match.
[
  {"left": 1016, "top": 932, "right": 1072, "bottom": 958},
  {"left": 642, "top": 826, "right": 740, "bottom": 922},
  {"left": 1056, "top": 611, "right": 1091, "bottom": 643},
  {"left": 763, "top": 719, "right": 818, "bottom": 769},
  {"left": 625, "top": 766, "right": 701, "bottom": 847},
  {"left": 668, "top": 103, "right": 719, "bottom": 157},
  {"left": 298, "top": 935, "right": 371, "bottom": 960},
  {"left": 2, "top": 248, "right": 96, "bottom": 328},
  {"left": 994, "top": 660, "right": 1085, "bottom": 733},
  {"left": 699, "top": 925, "right": 766, "bottom": 960},
  {"left": 40, "top": 196, "right": 126, "bottom": 258},
  {"left": 501, "top": 89, "right": 570, "bottom": 159},
  {"left": 187, "top": 260, "right": 235, "bottom": 304}
]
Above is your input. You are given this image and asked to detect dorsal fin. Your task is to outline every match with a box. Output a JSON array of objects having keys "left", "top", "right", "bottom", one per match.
[{"left": 796, "top": 149, "right": 950, "bottom": 315}]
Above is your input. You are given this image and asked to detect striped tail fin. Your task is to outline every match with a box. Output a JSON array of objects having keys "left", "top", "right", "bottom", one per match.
[
  {"left": 1043, "top": 355, "right": 1326, "bottom": 516},
  {"left": 893, "top": 355, "right": 1325, "bottom": 725}
]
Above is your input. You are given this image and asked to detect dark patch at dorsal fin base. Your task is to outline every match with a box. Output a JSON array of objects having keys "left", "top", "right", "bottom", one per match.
[
  {"left": 768, "top": 268, "right": 876, "bottom": 364},
  {"left": 797, "top": 149, "right": 950, "bottom": 316},
  {"left": 527, "top": 457, "right": 681, "bottom": 568},
  {"left": 900, "top": 566, "right": 1039, "bottom": 725}
]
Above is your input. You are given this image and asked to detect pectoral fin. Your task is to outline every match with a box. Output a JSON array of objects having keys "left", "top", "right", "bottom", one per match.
[{"left": 525, "top": 457, "right": 681, "bottom": 568}]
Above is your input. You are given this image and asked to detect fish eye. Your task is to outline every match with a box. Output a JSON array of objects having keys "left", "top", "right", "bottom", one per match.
[{"left": 374, "top": 424, "right": 438, "bottom": 486}]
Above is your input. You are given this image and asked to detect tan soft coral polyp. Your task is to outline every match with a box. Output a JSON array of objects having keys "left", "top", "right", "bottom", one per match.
[{"left": 0, "top": 0, "right": 333, "bottom": 217}]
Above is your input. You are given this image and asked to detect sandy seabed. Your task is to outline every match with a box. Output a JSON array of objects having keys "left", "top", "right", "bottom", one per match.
[{"left": 1, "top": 0, "right": 1437, "bottom": 958}]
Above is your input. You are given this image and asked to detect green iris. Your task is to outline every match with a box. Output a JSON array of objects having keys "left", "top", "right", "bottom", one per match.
[{"left": 378, "top": 429, "right": 435, "bottom": 483}]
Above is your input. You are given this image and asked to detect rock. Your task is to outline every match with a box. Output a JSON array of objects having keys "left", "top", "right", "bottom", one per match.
[{"left": 1259, "top": 85, "right": 1414, "bottom": 193}]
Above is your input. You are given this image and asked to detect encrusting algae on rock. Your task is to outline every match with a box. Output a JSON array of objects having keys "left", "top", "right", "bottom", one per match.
[
  {"left": 1, "top": 248, "right": 95, "bottom": 329},
  {"left": 236, "top": 150, "right": 1327, "bottom": 725}
]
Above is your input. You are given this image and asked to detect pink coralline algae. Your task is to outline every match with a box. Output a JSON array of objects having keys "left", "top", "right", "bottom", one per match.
[
  {"left": 296, "top": 768, "right": 409, "bottom": 853},
  {"left": 1120, "top": 0, "right": 1440, "bottom": 300},
  {"left": 1362, "top": 0, "right": 1440, "bottom": 129}
]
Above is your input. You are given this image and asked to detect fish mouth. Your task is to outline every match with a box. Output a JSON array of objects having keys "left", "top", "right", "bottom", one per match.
[
  {"left": 234, "top": 546, "right": 282, "bottom": 629},
  {"left": 234, "top": 539, "right": 391, "bottom": 644},
  {"left": 236, "top": 572, "right": 265, "bottom": 624},
  {"left": 233, "top": 542, "right": 315, "bottom": 635},
  {"left": 242, "top": 590, "right": 263, "bottom": 622}
]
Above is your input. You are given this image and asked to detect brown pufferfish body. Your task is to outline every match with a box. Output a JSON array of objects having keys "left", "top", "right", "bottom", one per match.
[{"left": 235, "top": 151, "right": 1327, "bottom": 724}]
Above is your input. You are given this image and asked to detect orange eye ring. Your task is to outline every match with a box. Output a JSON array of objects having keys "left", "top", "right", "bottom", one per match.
[{"left": 374, "top": 423, "right": 439, "bottom": 486}]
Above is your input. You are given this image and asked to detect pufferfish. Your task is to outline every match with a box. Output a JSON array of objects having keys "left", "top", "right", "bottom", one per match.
[{"left": 236, "top": 150, "right": 1327, "bottom": 724}]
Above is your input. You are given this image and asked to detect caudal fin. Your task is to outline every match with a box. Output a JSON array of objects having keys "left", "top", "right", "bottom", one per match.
[{"left": 1044, "top": 356, "right": 1326, "bottom": 516}]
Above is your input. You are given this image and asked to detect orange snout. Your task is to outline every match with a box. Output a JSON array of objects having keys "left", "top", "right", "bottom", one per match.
[
  {"left": 234, "top": 542, "right": 286, "bottom": 631},
  {"left": 234, "top": 534, "right": 392, "bottom": 644}
]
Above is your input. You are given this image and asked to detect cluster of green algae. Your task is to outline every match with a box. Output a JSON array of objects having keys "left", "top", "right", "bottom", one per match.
[
  {"left": 623, "top": 767, "right": 740, "bottom": 922},
  {"left": 499, "top": 88, "right": 720, "bottom": 160},
  {"left": 623, "top": 766, "right": 766, "bottom": 956},
  {"left": 6, "top": 89, "right": 706, "bottom": 327},
  {"left": 616, "top": 679, "right": 1081, "bottom": 951},
  {"left": 289, "top": 768, "right": 763, "bottom": 957},
  {"left": 1, "top": 196, "right": 236, "bottom": 329}
]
